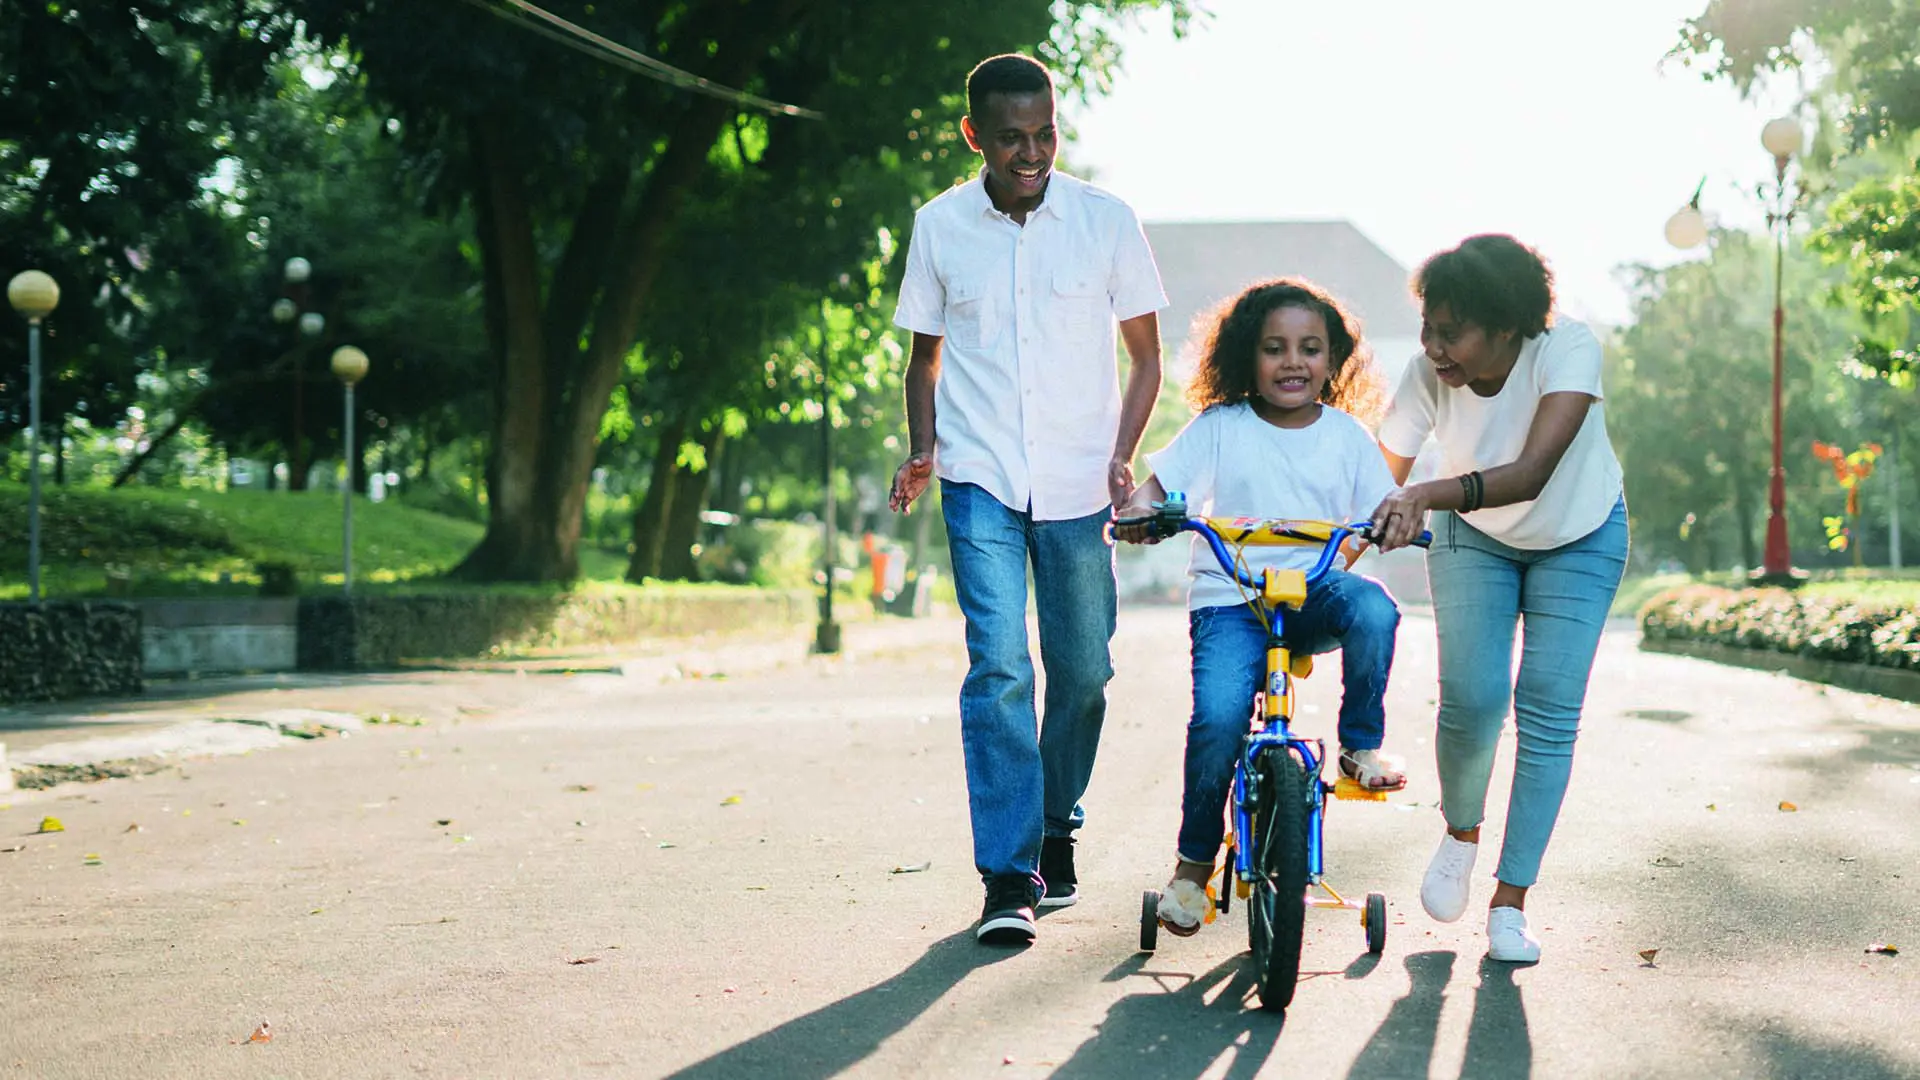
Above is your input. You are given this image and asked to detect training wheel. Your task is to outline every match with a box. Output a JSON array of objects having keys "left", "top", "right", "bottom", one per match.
[
  {"left": 1140, "top": 889, "right": 1160, "bottom": 952},
  {"left": 1364, "top": 891, "right": 1387, "bottom": 955}
]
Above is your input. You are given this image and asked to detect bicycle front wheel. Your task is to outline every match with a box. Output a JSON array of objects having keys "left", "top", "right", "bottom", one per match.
[{"left": 1246, "top": 746, "right": 1311, "bottom": 1011}]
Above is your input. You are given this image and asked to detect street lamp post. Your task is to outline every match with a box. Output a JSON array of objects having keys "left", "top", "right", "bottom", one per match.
[
  {"left": 1664, "top": 119, "right": 1806, "bottom": 582},
  {"left": 330, "top": 346, "right": 369, "bottom": 596},
  {"left": 8, "top": 270, "right": 60, "bottom": 602},
  {"left": 275, "top": 258, "right": 323, "bottom": 491},
  {"left": 1757, "top": 116, "right": 1804, "bottom": 583},
  {"left": 814, "top": 361, "right": 841, "bottom": 655}
]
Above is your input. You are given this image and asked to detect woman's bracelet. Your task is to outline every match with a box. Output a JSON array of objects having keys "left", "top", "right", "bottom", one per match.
[{"left": 1457, "top": 471, "right": 1485, "bottom": 513}]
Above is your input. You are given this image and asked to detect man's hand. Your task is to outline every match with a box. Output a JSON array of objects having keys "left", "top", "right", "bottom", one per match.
[
  {"left": 1368, "top": 485, "right": 1432, "bottom": 552},
  {"left": 889, "top": 453, "right": 935, "bottom": 513},
  {"left": 1107, "top": 456, "right": 1136, "bottom": 510}
]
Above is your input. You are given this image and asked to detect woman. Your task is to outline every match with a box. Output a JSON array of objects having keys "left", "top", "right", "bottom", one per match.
[{"left": 1367, "top": 234, "right": 1627, "bottom": 964}]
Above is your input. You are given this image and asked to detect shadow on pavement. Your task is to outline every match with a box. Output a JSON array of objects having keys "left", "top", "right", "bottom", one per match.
[
  {"left": 1740, "top": 1024, "right": 1919, "bottom": 1079},
  {"left": 1460, "top": 957, "right": 1531, "bottom": 1079},
  {"left": 661, "top": 930, "right": 1018, "bottom": 1080},
  {"left": 1049, "top": 955, "right": 1281, "bottom": 1079},
  {"left": 1346, "top": 950, "right": 1456, "bottom": 1078}
]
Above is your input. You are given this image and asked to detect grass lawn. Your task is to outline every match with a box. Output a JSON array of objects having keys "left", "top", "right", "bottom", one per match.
[{"left": 0, "top": 481, "right": 632, "bottom": 600}]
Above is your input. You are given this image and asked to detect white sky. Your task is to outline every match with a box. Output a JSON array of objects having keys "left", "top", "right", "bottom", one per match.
[{"left": 1066, "top": 0, "right": 1808, "bottom": 326}]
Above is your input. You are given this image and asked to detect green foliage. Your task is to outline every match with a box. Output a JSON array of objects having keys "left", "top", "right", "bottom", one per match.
[
  {"left": 1607, "top": 230, "right": 1885, "bottom": 572},
  {"left": 1641, "top": 581, "right": 1920, "bottom": 670},
  {"left": 1676, "top": 1, "right": 1920, "bottom": 375},
  {"left": 295, "top": 586, "right": 812, "bottom": 667}
]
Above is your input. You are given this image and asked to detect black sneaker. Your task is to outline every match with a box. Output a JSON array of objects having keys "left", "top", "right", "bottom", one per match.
[
  {"left": 1038, "top": 835, "right": 1078, "bottom": 908},
  {"left": 977, "top": 875, "right": 1039, "bottom": 944}
]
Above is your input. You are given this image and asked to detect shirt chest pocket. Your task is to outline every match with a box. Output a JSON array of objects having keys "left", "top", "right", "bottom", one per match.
[
  {"left": 1051, "top": 269, "right": 1107, "bottom": 339},
  {"left": 944, "top": 277, "right": 1001, "bottom": 351}
]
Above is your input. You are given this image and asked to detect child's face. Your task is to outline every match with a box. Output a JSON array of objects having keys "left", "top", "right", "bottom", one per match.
[{"left": 1253, "top": 304, "right": 1332, "bottom": 418}]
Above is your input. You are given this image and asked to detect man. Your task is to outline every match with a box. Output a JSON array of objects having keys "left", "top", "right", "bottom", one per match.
[{"left": 888, "top": 53, "right": 1166, "bottom": 945}]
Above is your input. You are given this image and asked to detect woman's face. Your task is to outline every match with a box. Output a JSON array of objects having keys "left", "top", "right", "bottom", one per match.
[{"left": 1420, "top": 303, "right": 1516, "bottom": 391}]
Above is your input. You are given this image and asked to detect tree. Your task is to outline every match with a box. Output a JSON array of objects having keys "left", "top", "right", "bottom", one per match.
[
  {"left": 0, "top": 2, "right": 285, "bottom": 453},
  {"left": 1610, "top": 231, "right": 1864, "bottom": 572},
  {"left": 292, "top": 0, "right": 1191, "bottom": 582},
  {"left": 1676, "top": 1, "right": 1920, "bottom": 374}
]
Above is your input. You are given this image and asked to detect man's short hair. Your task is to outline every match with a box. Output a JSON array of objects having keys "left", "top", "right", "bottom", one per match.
[{"left": 966, "top": 54, "right": 1054, "bottom": 120}]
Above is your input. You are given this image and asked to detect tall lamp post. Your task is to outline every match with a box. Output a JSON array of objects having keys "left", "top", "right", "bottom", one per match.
[
  {"left": 1664, "top": 117, "right": 1806, "bottom": 582},
  {"left": 8, "top": 270, "right": 60, "bottom": 602},
  {"left": 1756, "top": 116, "right": 1805, "bottom": 582},
  {"left": 330, "top": 346, "right": 369, "bottom": 596},
  {"left": 273, "top": 257, "right": 323, "bottom": 490}
]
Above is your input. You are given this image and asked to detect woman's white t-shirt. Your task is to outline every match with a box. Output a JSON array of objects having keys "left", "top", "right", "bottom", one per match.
[
  {"left": 1376, "top": 317, "right": 1623, "bottom": 550},
  {"left": 1147, "top": 403, "right": 1397, "bottom": 611}
]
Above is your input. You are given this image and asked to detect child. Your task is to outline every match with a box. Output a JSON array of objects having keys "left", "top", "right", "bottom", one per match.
[{"left": 1114, "top": 278, "right": 1405, "bottom": 935}]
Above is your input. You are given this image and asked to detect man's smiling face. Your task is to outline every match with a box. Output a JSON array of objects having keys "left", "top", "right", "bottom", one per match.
[{"left": 961, "top": 90, "right": 1057, "bottom": 212}]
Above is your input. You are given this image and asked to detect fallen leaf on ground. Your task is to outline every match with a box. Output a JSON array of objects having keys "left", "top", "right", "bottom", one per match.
[
  {"left": 36, "top": 817, "right": 64, "bottom": 834},
  {"left": 567, "top": 957, "right": 601, "bottom": 965},
  {"left": 720, "top": 795, "right": 743, "bottom": 806},
  {"left": 309, "top": 908, "right": 323, "bottom": 915},
  {"left": 231, "top": 819, "right": 247, "bottom": 826},
  {"left": 1650, "top": 856, "right": 1684, "bottom": 868},
  {"left": 657, "top": 841, "right": 677, "bottom": 849},
  {"left": 435, "top": 819, "right": 452, "bottom": 827},
  {"left": 564, "top": 784, "right": 596, "bottom": 793},
  {"left": 1705, "top": 803, "right": 1716, "bottom": 811},
  {"left": 1778, "top": 801, "right": 1799, "bottom": 812},
  {"left": 124, "top": 823, "right": 142, "bottom": 833},
  {"left": 1638, "top": 948, "right": 1660, "bottom": 965},
  {"left": 83, "top": 853, "right": 103, "bottom": 866},
  {"left": 245, "top": 1022, "right": 272, "bottom": 1044},
  {"left": 1839, "top": 856, "right": 1858, "bottom": 863},
  {"left": 1867, "top": 944, "right": 1899, "bottom": 956},
  {"left": 890, "top": 861, "right": 933, "bottom": 874},
  {"left": 0, "top": 844, "right": 24, "bottom": 854}
]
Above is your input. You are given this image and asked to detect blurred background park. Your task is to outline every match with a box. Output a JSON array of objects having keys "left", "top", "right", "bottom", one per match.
[{"left": 3, "top": 0, "right": 1916, "bottom": 625}]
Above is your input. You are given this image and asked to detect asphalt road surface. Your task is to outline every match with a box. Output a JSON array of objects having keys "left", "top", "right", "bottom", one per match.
[{"left": 3, "top": 607, "right": 1916, "bottom": 1079}]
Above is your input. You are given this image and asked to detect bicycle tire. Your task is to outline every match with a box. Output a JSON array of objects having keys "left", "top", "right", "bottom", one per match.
[{"left": 1246, "top": 746, "right": 1310, "bottom": 1011}]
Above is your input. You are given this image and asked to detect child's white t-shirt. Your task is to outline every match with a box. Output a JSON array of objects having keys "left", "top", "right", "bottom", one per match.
[
  {"left": 1146, "top": 403, "right": 1397, "bottom": 611},
  {"left": 1376, "top": 317, "right": 1623, "bottom": 550}
]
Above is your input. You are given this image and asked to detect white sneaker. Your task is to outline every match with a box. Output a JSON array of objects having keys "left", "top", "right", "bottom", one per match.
[
  {"left": 1487, "top": 905, "right": 1541, "bottom": 963},
  {"left": 1420, "top": 834, "right": 1478, "bottom": 922}
]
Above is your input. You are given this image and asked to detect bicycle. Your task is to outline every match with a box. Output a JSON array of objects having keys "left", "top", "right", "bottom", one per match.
[{"left": 1113, "top": 491, "right": 1430, "bottom": 1011}]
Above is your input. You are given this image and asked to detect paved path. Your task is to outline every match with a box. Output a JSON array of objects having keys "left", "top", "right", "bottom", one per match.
[{"left": 2, "top": 608, "right": 1916, "bottom": 1079}]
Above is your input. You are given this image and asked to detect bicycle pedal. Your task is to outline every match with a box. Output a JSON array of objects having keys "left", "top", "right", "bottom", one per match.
[{"left": 1331, "top": 776, "right": 1390, "bottom": 802}]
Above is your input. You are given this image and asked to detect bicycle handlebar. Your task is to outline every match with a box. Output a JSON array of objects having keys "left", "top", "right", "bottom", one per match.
[{"left": 1111, "top": 492, "right": 1432, "bottom": 594}]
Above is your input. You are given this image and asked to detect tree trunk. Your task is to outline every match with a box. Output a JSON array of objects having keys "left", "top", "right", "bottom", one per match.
[
  {"left": 658, "top": 424, "right": 724, "bottom": 581},
  {"left": 626, "top": 414, "right": 689, "bottom": 582},
  {"left": 450, "top": 5, "right": 801, "bottom": 583},
  {"left": 1732, "top": 471, "right": 1758, "bottom": 572}
]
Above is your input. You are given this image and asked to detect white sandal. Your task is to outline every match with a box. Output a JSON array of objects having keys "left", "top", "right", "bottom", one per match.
[
  {"left": 1340, "top": 747, "right": 1407, "bottom": 792},
  {"left": 1156, "top": 878, "right": 1213, "bottom": 937}
]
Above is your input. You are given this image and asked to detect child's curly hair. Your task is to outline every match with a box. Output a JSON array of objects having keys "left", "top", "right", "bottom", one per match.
[{"left": 1184, "top": 278, "right": 1385, "bottom": 427}]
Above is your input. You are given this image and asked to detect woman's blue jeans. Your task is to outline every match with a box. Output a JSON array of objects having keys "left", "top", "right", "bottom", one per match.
[
  {"left": 940, "top": 481, "right": 1116, "bottom": 887},
  {"left": 1427, "top": 498, "right": 1628, "bottom": 888},
  {"left": 1177, "top": 569, "right": 1401, "bottom": 863}
]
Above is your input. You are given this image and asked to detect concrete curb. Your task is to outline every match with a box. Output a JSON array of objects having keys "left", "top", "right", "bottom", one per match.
[
  {"left": 1639, "top": 636, "right": 1920, "bottom": 705},
  {"left": 5, "top": 711, "right": 365, "bottom": 793}
]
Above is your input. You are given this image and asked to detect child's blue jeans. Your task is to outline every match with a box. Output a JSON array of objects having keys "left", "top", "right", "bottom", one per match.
[{"left": 1177, "top": 569, "right": 1400, "bottom": 863}]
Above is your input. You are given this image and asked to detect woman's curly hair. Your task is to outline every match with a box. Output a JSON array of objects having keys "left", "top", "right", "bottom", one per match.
[{"left": 1184, "top": 278, "right": 1385, "bottom": 426}]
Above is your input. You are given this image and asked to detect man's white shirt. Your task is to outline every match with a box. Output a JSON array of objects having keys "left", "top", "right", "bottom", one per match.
[{"left": 892, "top": 171, "right": 1167, "bottom": 521}]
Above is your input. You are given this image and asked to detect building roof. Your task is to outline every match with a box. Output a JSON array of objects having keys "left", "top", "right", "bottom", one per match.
[{"left": 1143, "top": 220, "right": 1421, "bottom": 370}]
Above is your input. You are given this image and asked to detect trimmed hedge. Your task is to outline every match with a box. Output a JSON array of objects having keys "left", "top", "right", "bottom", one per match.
[
  {"left": 1640, "top": 585, "right": 1920, "bottom": 671},
  {"left": 297, "top": 588, "right": 814, "bottom": 670},
  {"left": 0, "top": 602, "right": 143, "bottom": 704}
]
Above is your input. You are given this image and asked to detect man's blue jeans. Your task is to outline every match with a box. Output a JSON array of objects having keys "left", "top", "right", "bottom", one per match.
[
  {"left": 941, "top": 481, "right": 1116, "bottom": 888},
  {"left": 1427, "top": 498, "right": 1628, "bottom": 888},
  {"left": 1177, "top": 569, "right": 1400, "bottom": 863}
]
